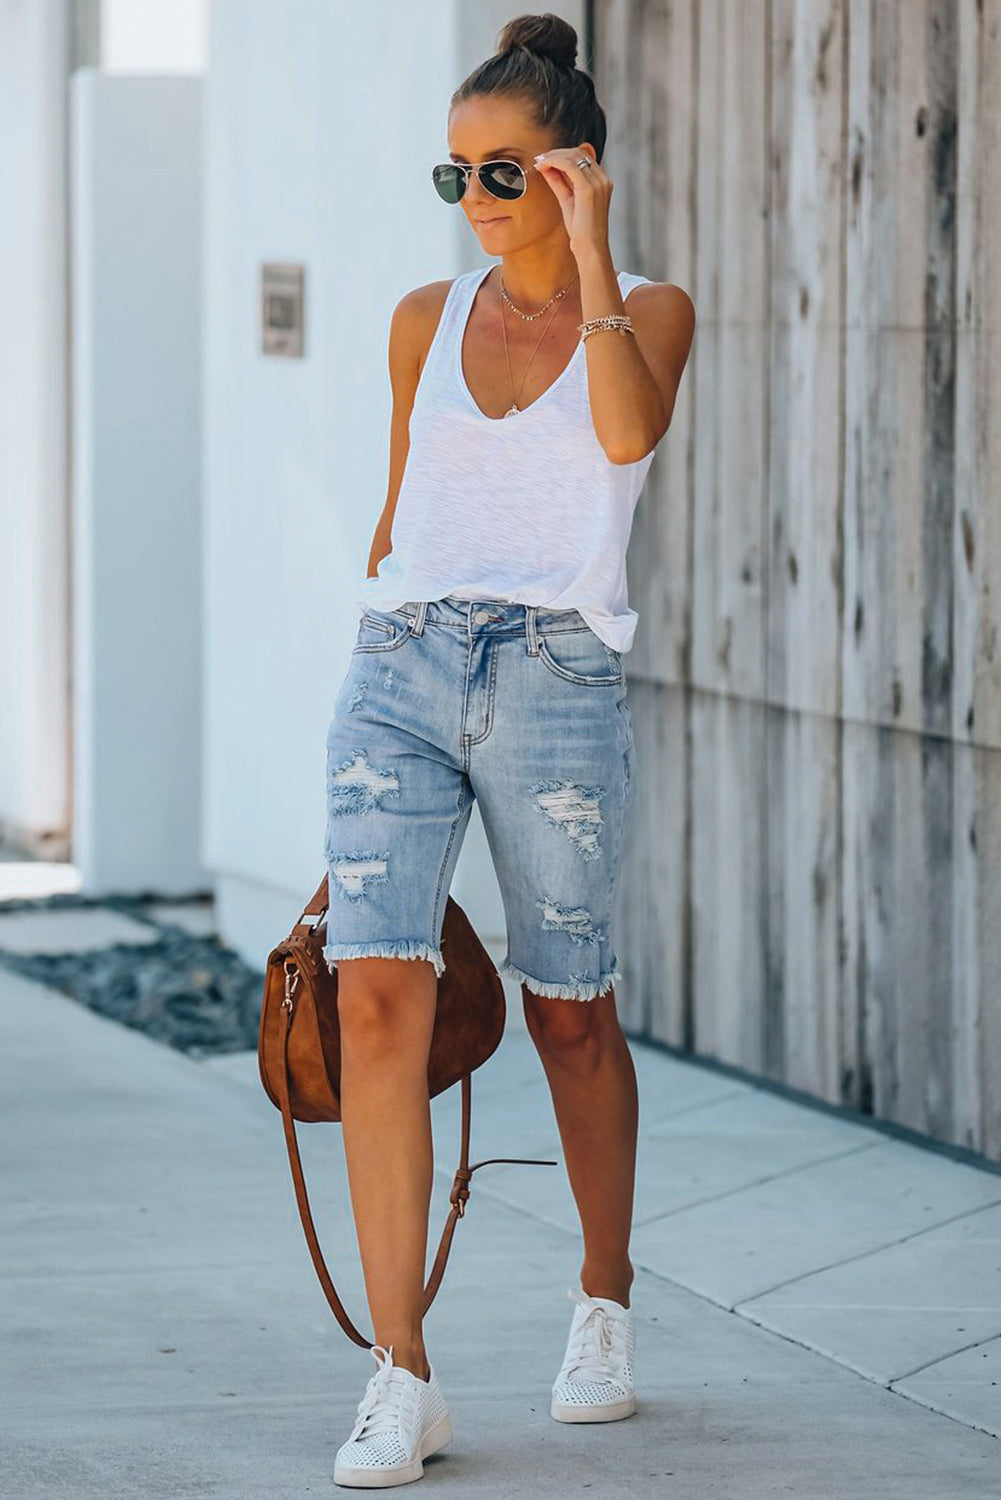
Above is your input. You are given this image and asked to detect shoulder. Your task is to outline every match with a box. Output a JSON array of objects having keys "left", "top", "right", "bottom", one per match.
[
  {"left": 391, "top": 274, "right": 467, "bottom": 341},
  {"left": 622, "top": 278, "right": 696, "bottom": 375},
  {"left": 623, "top": 278, "right": 695, "bottom": 337},
  {"left": 388, "top": 275, "right": 466, "bottom": 374}
]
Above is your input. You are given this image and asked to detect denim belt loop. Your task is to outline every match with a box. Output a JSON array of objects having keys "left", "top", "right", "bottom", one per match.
[
  {"left": 525, "top": 604, "right": 540, "bottom": 656},
  {"left": 411, "top": 601, "right": 428, "bottom": 636}
]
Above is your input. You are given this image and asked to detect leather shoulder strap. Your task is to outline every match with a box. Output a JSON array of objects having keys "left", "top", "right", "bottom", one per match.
[{"left": 276, "top": 997, "right": 557, "bottom": 1346}]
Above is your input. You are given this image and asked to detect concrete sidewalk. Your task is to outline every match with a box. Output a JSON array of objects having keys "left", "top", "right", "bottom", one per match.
[{"left": 2, "top": 956, "right": 1000, "bottom": 1498}]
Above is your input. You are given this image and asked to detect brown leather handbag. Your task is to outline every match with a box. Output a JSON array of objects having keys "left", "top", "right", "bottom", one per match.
[{"left": 258, "top": 872, "right": 557, "bottom": 1348}]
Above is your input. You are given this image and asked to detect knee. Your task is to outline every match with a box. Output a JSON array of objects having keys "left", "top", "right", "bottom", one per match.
[
  {"left": 522, "top": 991, "right": 608, "bottom": 1069},
  {"left": 335, "top": 960, "right": 436, "bottom": 1060}
]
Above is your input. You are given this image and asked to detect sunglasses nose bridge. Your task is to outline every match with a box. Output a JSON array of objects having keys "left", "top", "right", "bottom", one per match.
[{"left": 462, "top": 165, "right": 492, "bottom": 205}]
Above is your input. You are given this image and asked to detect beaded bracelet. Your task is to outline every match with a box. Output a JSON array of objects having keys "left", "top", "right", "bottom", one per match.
[{"left": 578, "top": 314, "right": 634, "bottom": 341}]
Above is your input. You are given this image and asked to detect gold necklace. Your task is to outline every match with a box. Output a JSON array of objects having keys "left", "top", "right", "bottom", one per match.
[
  {"left": 498, "top": 272, "right": 580, "bottom": 417},
  {"left": 499, "top": 271, "right": 579, "bottom": 320}
]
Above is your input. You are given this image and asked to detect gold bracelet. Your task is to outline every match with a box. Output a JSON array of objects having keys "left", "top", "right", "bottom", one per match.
[{"left": 578, "top": 315, "right": 634, "bottom": 341}]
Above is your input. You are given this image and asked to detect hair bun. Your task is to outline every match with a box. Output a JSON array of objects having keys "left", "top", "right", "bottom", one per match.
[{"left": 497, "top": 12, "right": 578, "bottom": 69}]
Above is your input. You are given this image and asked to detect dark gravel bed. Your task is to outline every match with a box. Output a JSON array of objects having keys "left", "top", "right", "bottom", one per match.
[{"left": 0, "top": 890, "right": 265, "bottom": 1056}]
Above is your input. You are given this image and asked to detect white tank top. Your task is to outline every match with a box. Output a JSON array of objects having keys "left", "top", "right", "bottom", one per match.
[{"left": 356, "top": 263, "right": 658, "bottom": 652}]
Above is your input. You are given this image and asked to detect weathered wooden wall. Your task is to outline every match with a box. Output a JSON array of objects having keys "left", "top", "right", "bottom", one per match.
[{"left": 599, "top": 0, "right": 1001, "bottom": 1161}]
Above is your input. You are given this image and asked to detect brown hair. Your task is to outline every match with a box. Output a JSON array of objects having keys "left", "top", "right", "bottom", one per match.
[{"left": 450, "top": 13, "right": 607, "bottom": 164}]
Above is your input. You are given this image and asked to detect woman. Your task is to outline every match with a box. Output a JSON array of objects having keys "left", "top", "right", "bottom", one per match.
[{"left": 326, "top": 13, "right": 694, "bottom": 1488}]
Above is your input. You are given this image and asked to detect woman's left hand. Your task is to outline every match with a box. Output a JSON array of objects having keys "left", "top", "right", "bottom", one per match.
[{"left": 534, "top": 145, "right": 612, "bottom": 260}]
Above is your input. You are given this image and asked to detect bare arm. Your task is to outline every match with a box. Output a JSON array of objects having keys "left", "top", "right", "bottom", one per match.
[
  {"left": 365, "top": 279, "right": 453, "bottom": 578},
  {"left": 576, "top": 250, "right": 696, "bottom": 465}
]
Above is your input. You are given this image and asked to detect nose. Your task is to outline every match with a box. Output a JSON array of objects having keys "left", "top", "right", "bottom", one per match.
[{"left": 464, "top": 170, "right": 491, "bottom": 209}]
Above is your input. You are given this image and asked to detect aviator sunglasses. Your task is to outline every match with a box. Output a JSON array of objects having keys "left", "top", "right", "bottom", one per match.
[{"left": 431, "top": 157, "right": 538, "bottom": 204}]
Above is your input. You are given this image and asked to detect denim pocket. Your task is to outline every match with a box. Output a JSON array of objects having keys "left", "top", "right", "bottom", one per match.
[
  {"left": 352, "top": 609, "right": 415, "bottom": 653},
  {"left": 537, "top": 626, "right": 623, "bottom": 686}
]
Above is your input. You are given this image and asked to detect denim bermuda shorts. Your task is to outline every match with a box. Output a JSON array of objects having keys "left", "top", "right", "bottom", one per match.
[{"left": 322, "top": 595, "right": 636, "bottom": 1002}]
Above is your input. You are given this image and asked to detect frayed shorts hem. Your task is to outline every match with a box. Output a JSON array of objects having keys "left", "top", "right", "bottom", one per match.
[
  {"left": 322, "top": 940, "right": 446, "bottom": 979},
  {"left": 499, "top": 958, "right": 621, "bottom": 1002}
]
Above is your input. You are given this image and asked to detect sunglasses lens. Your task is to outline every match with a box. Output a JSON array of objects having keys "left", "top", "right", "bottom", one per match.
[
  {"left": 480, "top": 160, "right": 527, "bottom": 200},
  {"left": 432, "top": 164, "right": 465, "bottom": 203}
]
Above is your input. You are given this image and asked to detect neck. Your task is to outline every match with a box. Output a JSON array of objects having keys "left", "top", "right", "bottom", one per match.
[{"left": 495, "top": 243, "right": 580, "bottom": 311}]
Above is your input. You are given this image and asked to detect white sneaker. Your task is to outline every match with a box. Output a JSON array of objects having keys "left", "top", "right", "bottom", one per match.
[
  {"left": 334, "top": 1343, "right": 453, "bottom": 1488},
  {"left": 550, "top": 1285, "right": 637, "bottom": 1423}
]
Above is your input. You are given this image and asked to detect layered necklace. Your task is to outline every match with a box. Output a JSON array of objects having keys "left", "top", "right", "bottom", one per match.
[{"left": 497, "top": 269, "right": 580, "bottom": 417}]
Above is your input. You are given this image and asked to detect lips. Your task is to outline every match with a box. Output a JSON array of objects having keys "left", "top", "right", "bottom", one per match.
[{"left": 477, "top": 216, "right": 509, "bottom": 225}]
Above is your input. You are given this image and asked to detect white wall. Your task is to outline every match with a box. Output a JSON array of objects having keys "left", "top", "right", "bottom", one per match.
[
  {"left": 205, "top": 0, "right": 455, "bottom": 959},
  {"left": 70, "top": 70, "right": 204, "bottom": 894},
  {"left": 102, "top": 0, "right": 207, "bottom": 74},
  {"left": 0, "top": 0, "right": 71, "bottom": 855}
]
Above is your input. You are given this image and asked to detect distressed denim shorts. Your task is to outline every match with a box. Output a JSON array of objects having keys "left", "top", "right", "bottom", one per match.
[{"left": 322, "top": 595, "right": 636, "bottom": 1001}]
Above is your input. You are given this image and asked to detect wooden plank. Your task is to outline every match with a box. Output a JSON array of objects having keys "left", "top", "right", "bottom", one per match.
[
  {"left": 842, "top": 0, "right": 959, "bottom": 738},
  {"left": 842, "top": 325, "right": 954, "bottom": 730},
  {"left": 953, "top": 0, "right": 1001, "bottom": 747},
  {"left": 688, "top": 0, "right": 772, "bottom": 700},
  {"left": 765, "top": 705, "right": 844, "bottom": 1101},
  {"left": 613, "top": 678, "right": 689, "bottom": 1044},
  {"left": 964, "top": 742, "right": 1001, "bottom": 1159},
  {"left": 767, "top": 0, "right": 847, "bottom": 717},
  {"left": 690, "top": 690, "right": 769, "bottom": 1069},
  {"left": 840, "top": 720, "right": 972, "bottom": 1140},
  {"left": 948, "top": 723, "right": 1001, "bottom": 1158}
]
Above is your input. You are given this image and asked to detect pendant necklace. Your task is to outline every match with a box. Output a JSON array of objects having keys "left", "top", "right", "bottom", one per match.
[{"left": 498, "top": 270, "right": 580, "bottom": 417}]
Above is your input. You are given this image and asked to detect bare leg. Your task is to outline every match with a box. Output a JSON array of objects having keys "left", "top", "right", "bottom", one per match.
[
  {"left": 335, "top": 956, "right": 439, "bottom": 1379},
  {"left": 522, "top": 987, "right": 637, "bottom": 1308}
]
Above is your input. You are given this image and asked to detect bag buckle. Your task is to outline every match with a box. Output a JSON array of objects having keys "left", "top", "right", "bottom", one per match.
[
  {"left": 283, "top": 960, "right": 300, "bottom": 1012},
  {"left": 450, "top": 1167, "right": 472, "bottom": 1216}
]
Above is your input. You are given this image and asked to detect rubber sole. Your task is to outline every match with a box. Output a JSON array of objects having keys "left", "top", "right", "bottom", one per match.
[
  {"left": 550, "top": 1393, "right": 637, "bottom": 1423},
  {"left": 333, "top": 1411, "right": 454, "bottom": 1488}
]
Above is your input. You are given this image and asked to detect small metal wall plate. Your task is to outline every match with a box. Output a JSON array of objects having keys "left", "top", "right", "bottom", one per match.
[{"left": 261, "top": 263, "right": 305, "bottom": 357}]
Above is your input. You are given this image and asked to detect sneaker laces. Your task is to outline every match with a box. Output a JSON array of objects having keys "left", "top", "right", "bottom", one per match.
[
  {"left": 559, "top": 1287, "right": 627, "bottom": 1384},
  {"left": 348, "top": 1344, "right": 418, "bottom": 1442}
]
